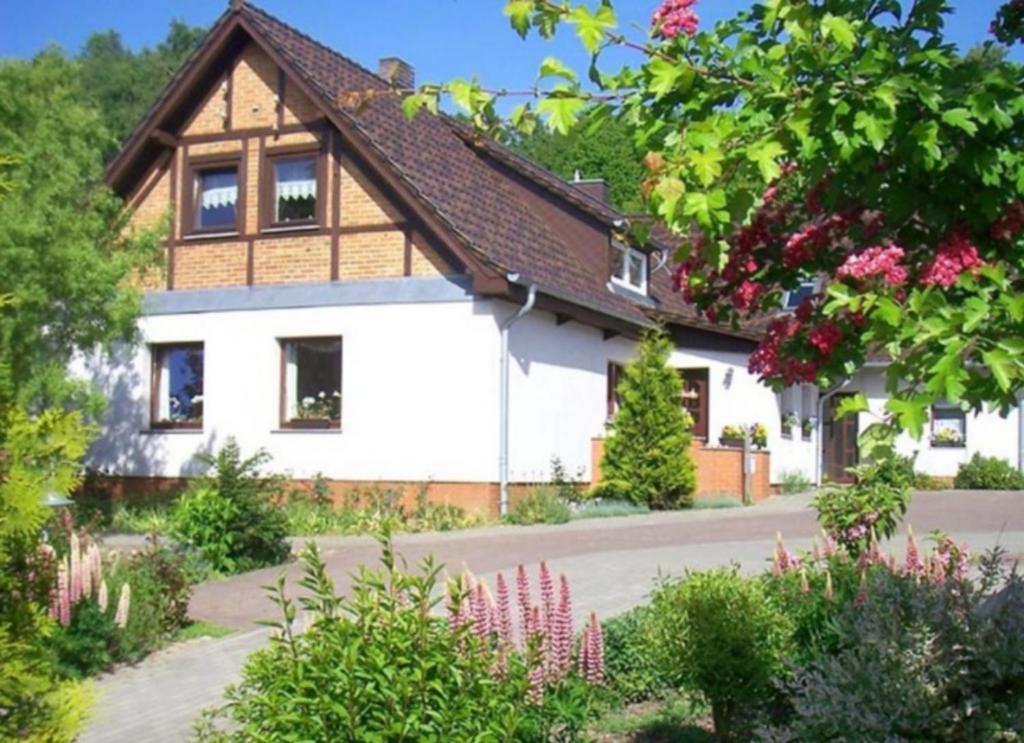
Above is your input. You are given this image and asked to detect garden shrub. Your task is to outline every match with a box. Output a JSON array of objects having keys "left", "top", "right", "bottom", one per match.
[
  {"left": 769, "top": 553, "right": 1024, "bottom": 741},
  {"left": 591, "top": 329, "right": 696, "bottom": 509},
  {"left": 571, "top": 498, "right": 649, "bottom": 520},
  {"left": 649, "top": 568, "right": 793, "bottom": 742},
  {"left": 778, "top": 469, "right": 813, "bottom": 495},
  {"left": 814, "top": 454, "right": 912, "bottom": 556},
  {"left": 953, "top": 452, "right": 1024, "bottom": 490},
  {"left": 171, "top": 439, "right": 290, "bottom": 575},
  {"left": 196, "top": 538, "right": 602, "bottom": 741},
  {"left": 601, "top": 605, "right": 680, "bottom": 704},
  {"left": 506, "top": 485, "right": 571, "bottom": 525}
]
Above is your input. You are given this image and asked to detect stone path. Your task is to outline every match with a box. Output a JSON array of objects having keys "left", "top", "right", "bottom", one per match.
[{"left": 81, "top": 491, "right": 1024, "bottom": 742}]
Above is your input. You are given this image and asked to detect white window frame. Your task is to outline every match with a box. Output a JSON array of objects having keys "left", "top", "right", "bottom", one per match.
[
  {"left": 782, "top": 278, "right": 820, "bottom": 311},
  {"left": 611, "top": 243, "right": 648, "bottom": 294}
]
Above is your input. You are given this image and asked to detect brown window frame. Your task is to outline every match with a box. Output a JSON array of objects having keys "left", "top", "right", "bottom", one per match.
[
  {"left": 678, "top": 368, "right": 710, "bottom": 440},
  {"left": 183, "top": 154, "right": 243, "bottom": 237},
  {"left": 278, "top": 336, "right": 342, "bottom": 431},
  {"left": 607, "top": 362, "right": 624, "bottom": 419},
  {"left": 149, "top": 342, "right": 205, "bottom": 430},
  {"left": 260, "top": 144, "right": 326, "bottom": 232}
]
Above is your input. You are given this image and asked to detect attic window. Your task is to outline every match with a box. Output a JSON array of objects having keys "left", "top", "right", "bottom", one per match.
[
  {"left": 194, "top": 166, "right": 238, "bottom": 231},
  {"left": 783, "top": 279, "right": 819, "bottom": 310},
  {"left": 274, "top": 156, "right": 317, "bottom": 223},
  {"left": 611, "top": 244, "right": 647, "bottom": 294}
]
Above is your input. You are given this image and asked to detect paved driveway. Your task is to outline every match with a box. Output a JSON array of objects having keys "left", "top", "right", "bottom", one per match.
[{"left": 82, "top": 491, "right": 1024, "bottom": 742}]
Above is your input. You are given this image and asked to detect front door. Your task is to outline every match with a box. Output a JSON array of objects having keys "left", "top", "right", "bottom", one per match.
[{"left": 822, "top": 393, "right": 859, "bottom": 483}]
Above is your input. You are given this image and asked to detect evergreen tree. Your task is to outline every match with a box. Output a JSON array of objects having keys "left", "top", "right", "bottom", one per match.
[{"left": 593, "top": 330, "right": 696, "bottom": 509}]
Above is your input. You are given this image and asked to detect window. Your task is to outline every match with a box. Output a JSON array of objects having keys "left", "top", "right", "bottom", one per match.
[
  {"left": 611, "top": 243, "right": 648, "bottom": 293},
  {"left": 931, "top": 402, "right": 966, "bottom": 446},
  {"left": 783, "top": 279, "right": 819, "bottom": 310},
  {"left": 280, "top": 337, "right": 342, "bottom": 428},
  {"left": 607, "top": 362, "right": 624, "bottom": 418},
  {"left": 192, "top": 165, "right": 239, "bottom": 232},
  {"left": 151, "top": 343, "right": 204, "bottom": 428},
  {"left": 273, "top": 156, "right": 317, "bottom": 223},
  {"left": 678, "top": 368, "right": 709, "bottom": 439},
  {"left": 263, "top": 148, "right": 322, "bottom": 230}
]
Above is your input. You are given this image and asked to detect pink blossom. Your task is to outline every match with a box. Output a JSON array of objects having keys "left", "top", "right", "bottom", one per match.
[
  {"left": 652, "top": 0, "right": 699, "bottom": 39},
  {"left": 580, "top": 612, "right": 605, "bottom": 685},
  {"left": 905, "top": 525, "right": 925, "bottom": 577},
  {"left": 920, "top": 231, "right": 983, "bottom": 288},
  {"left": 732, "top": 280, "right": 762, "bottom": 311},
  {"left": 836, "top": 244, "right": 908, "bottom": 286},
  {"left": 470, "top": 582, "right": 492, "bottom": 639},
  {"left": 494, "top": 572, "right": 513, "bottom": 644},
  {"left": 553, "top": 574, "right": 574, "bottom": 676},
  {"left": 516, "top": 564, "right": 531, "bottom": 639},
  {"left": 808, "top": 321, "right": 842, "bottom": 357},
  {"left": 990, "top": 201, "right": 1024, "bottom": 241}
]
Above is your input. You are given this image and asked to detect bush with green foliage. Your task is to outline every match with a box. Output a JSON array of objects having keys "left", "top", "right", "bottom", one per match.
[
  {"left": 814, "top": 455, "right": 913, "bottom": 556},
  {"left": 592, "top": 330, "right": 696, "bottom": 509},
  {"left": 778, "top": 469, "right": 813, "bottom": 495},
  {"left": 171, "top": 439, "right": 290, "bottom": 575},
  {"left": 601, "top": 605, "right": 681, "bottom": 704},
  {"left": 954, "top": 452, "right": 1024, "bottom": 490},
  {"left": 648, "top": 568, "right": 793, "bottom": 742},
  {"left": 768, "top": 552, "right": 1024, "bottom": 741},
  {"left": 195, "top": 538, "right": 595, "bottom": 741},
  {"left": 505, "top": 485, "right": 572, "bottom": 525},
  {"left": 571, "top": 498, "right": 649, "bottom": 520}
]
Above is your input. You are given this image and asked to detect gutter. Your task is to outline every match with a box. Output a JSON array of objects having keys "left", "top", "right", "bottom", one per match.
[{"left": 499, "top": 276, "right": 537, "bottom": 516}]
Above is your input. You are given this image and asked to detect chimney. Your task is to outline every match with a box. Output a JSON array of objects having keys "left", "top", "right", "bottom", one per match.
[
  {"left": 570, "top": 173, "right": 610, "bottom": 204},
  {"left": 378, "top": 57, "right": 415, "bottom": 89}
]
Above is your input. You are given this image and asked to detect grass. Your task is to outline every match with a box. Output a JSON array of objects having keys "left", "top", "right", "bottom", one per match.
[
  {"left": 571, "top": 499, "right": 650, "bottom": 520},
  {"left": 691, "top": 495, "right": 743, "bottom": 510},
  {"left": 109, "top": 505, "right": 172, "bottom": 534},
  {"left": 590, "top": 695, "right": 713, "bottom": 742},
  {"left": 778, "top": 469, "right": 814, "bottom": 495},
  {"left": 173, "top": 620, "right": 234, "bottom": 643}
]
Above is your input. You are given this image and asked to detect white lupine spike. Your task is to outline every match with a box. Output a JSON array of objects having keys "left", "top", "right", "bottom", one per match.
[
  {"left": 114, "top": 583, "right": 131, "bottom": 628},
  {"left": 97, "top": 580, "right": 109, "bottom": 613}
]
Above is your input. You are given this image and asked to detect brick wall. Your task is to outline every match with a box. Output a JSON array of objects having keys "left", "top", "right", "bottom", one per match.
[
  {"left": 253, "top": 235, "right": 332, "bottom": 284},
  {"left": 591, "top": 437, "right": 772, "bottom": 503},
  {"left": 173, "top": 242, "right": 248, "bottom": 289},
  {"left": 183, "top": 79, "right": 229, "bottom": 136},
  {"left": 232, "top": 44, "right": 277, "bottom": 130},
  {"left": 340, "top": 158, "right": 404, "bottom": 226},
  {"left": 339, "top": 230, "right": 405, "bottom": 279}
]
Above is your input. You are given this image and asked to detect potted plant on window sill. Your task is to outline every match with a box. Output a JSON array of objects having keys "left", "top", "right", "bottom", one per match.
[
  {"left": 291, "top": 392, "right": 340, "bottom": 429},
  {"left": 750, "top": 422, "right": 768, "bottom": 450},
  {"left": 781, "top": 411, "right": 799, "bottom": 437},
  {"left": 719, "top": 424, "right": 746, "bottom": 448},
  {"left": 931, "top": 428, "right": 964, "bottom": 448},
  {"left": 801, "top": 416, "right": 816, "bottom": 440}
]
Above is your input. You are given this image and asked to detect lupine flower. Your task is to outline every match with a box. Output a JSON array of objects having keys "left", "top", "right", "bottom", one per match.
[
  {"left": 773, "top": 532, "right": 800, "bottom": 574},
  {"left": 905, "top": 525, "right": 924, "bottom": 577},
  {"left": 855, "top": 572, "right": 869, "bottom": 606},
  {"left": 57, "top": 564, "right": 71, "bottom": 627},
  {"left": 114, "top": 583, "right": 131, "bottom": 628},
  {"left": 69, "top": 533, "right": 82, "bottom": 604},
  {"left": 553, "top": 574, "right": 574, "bottom": 676},
  {"left": 824, "top": 570, "right": 834, "bottom": 602},
  {"left": 538, "top": 561, "right": 555, "bottom": 632},
  {"left": 516, "top": 564, "right": 531, "bottom": 638},
  {"left": 799, "top": 567, "right": 810, "bottom": 594},
  {"left": 494, "top": 572, "right": 513, "bottom": 644},
  {"left": 98, "top": 580, "right": 109, "bottom": 613},
  {"left": 470, "top": 582, "right": 492, "bottom": 639},
  {"left": 820, "top": 529, "right": 838, "bottom": 558},
  {"left": 580, "top": 612, "right": 605, "bottom": 685}
]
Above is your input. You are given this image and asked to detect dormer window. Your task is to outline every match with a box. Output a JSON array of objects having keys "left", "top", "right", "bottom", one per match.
[
  {"left": 611, "top": 243, "right": 648, "bottom": 294},
  {"left": 191, "top": 163, "right": 239, "bottom": 233},
  {"left": 262, "top": 147, "right": 323, "bottom": 231}
]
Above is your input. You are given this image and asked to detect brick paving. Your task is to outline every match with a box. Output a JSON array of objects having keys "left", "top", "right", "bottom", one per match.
[{"left": 82, "top": 491, "right": 1024, "bottom": 742}]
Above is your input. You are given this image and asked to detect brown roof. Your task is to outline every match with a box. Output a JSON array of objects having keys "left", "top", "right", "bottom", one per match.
[{"left": 109, "top": 1, "right": 759, "bottom": 345}]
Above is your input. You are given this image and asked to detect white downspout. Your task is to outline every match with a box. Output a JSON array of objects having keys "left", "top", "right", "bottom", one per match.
[
  {"left": 499, "top": 278, "right": 537, "bottom": 516},
  {"left": 1018, "top": 393, "right": 1024, "bottom": 474}
]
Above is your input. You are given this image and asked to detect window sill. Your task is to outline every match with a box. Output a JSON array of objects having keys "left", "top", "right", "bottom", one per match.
[
  {"left": 141, "top": 427, "right": 204, "bottom": 435},
  {"left": 183, "top": 231, "right": 239, "bottom": 241},
  {"left": 261, "top": 223, "right": 320, "bottom": 235},
  {"left": 271, "top": 428, "right": 342, "bottom": 435},
  {"left": 930, "top": 442, "right": 966, "bottom": 449}
]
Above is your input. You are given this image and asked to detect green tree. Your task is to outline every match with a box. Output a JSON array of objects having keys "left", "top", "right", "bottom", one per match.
[
  {"left": 509, "top": 113, "right": 645, "bottom": 211},
  {"left": 409, "top": 0, "right": 1024, "bottom": 461},
  {"left": 78, "top": 20, "right": 206, "bottom": 158},
  {"left": 593, "top": 329, "right": 695, "bottom": 509},
  {"left": 0, "top": 49, "right": 160, "bottom": 413}
]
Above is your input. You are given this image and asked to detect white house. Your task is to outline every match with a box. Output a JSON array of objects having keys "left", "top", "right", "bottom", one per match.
[{"left": 79, "top": 1, "right": 1023, "bottom": 514}]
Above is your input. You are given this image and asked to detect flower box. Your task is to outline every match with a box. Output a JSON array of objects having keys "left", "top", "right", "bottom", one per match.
[
  {"left": 287, "top": 418, "right": 336, "bottom": 430},
  {"left": 930, "top": 439, "right": 965, "bottom": 448},
  {"left": 719, "top": 436, "right": 745, "bottom": 449}
]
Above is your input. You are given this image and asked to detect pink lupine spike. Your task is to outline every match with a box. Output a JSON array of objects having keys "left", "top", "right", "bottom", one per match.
[
  {"left": 98, "top": 580, "right": 109, "bottom": 614},
  {"left": 527, "top": 657, "right": 545, "bottom": 705},
  {"left": 855, "top": 572, "right": 868, "bottom": 606},
  {"left": 554, "top": 575, "right": 574, "bottom": 676},
  {"left": 516, "top": 564, "right": 531, "bottom": 640},
  {"left": 811, "top": 537, "right": 822, "bottom": 562},
  {"left": 471, "top": 583, "right": 491, "bottom": 638},
  {"left": 584, "top": 612, "right": 604, "bottom": 685},
  {"left": 539, "top": 561, "right": 554, "bottom": 611},
  {"left": 495, "top": 572, "right": 513, "bottom": 644},
  {"left": 905, "top": 525, "right": 924, "bottom": 577},
  {"left": 820, "top": 529, "right": 837, "bottom": 558},
  {"left": 69, "top": 534, "right": 82, "bottom": 604},
  {"left": 57, "top": 564, "right": 70, "bottom": 627}
]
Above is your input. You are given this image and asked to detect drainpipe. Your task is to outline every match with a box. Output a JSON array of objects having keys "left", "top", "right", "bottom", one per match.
[
  {"left": 499, "top": 277, "right": 537, "bottom": 516},
  {"left": 1018, "top": 393, "right": 1024, "bottom": 474}
]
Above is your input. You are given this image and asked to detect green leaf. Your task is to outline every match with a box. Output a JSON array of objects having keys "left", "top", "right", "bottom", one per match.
[
  {"left": 941, "top": 107, "right": 978, "bottom": 136},
  {"left": 1001, "top": 294, "right": 1024, "bottom": 322},
  {"left": 683, "top": 190, "right": 728, "bottom": 230},
  {"left": 654, "top": 176, "right": 685, "bottom": 221},
  {"left": 821, "top": 14, "right": 856, "bottom": 50},
  {"left": 885, "top": 397, "right": 930, "bottom": 439},
  {"left": 503, "top": 0, "right": 533, "bottom": 37},
  {"left": 854, "top": 111, "right": 891, "bottom": 151},
  {"left": 962, "top": 296, "right": 989, "bottom": 333},
  {"left": 858, "top": 422, "right": 898, "bottom": 461},
  {"left": 983, "top": 348, "right": 1016, "bottom": 392},
  {"left": 910, "top": 120, "right": 941, "bottom": 167},
  {"left": 689, "top": 149, "right": 724, "bottom": 187},
  {"left": 874, "top": 297, "right": 902, "bottom": 327},
  {"left": 835, "top": 392, "right": 869, "bottom": 419},
  {"left": 647, "top": 58, "right": 691, "bottom": 99},
  {"left": 746, "top": 138, "right": 786, "bottom": 182},
  {"left": 537, "top": 56, "right": 577, "bottom": 83},
  {"left": 568, "top": 5, "right": 616, "bottom": 54},
  {"left": 537, "top": 95, "right": 585, "bottom": 135}
]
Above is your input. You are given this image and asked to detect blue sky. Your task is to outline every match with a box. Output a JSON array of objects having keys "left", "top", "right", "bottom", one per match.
[{"left": 0, "top": 1, "right": 1016, "bottom": 99}]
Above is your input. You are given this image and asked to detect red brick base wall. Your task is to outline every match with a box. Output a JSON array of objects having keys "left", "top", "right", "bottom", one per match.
[{"left": 590, "top": 438, "right": 772, "bottom": 503}]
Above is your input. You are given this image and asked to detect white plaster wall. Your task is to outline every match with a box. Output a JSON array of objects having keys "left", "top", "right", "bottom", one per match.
[
  {"left": 78, "top": 300, "right": 501, "bottom": 482},
  {"left": 853, "top": 368, "right": 1021, "bottom": 477}
]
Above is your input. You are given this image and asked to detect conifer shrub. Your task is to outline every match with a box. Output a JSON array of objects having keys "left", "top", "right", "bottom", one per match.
[{"left": 591, "top": 329, "right": 696, "bottom": 509}]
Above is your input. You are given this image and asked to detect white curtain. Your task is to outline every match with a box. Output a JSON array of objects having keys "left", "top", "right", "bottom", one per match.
[
  {"left": 200, "top": 185, "right": 238, "bottom": 209},
  {"left": 277, "top": 178, "right": 317, "bottom": 201},
  {"left": 284, "top": 343, "right": 298, "bottom": 420},
  {"left": 157, "top": 351, "right": 171, "bottom": 421}
]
